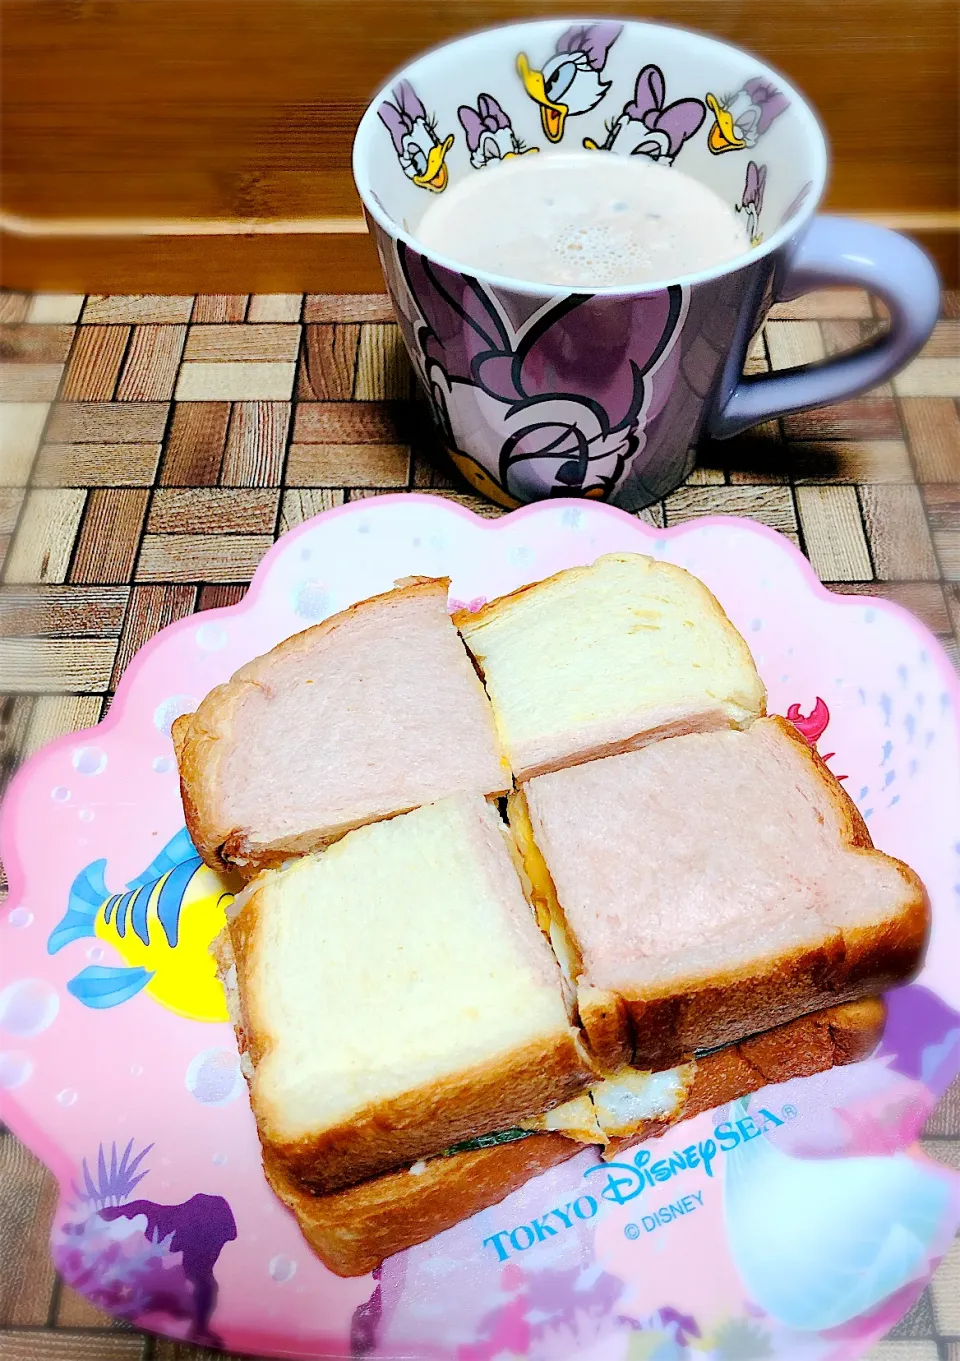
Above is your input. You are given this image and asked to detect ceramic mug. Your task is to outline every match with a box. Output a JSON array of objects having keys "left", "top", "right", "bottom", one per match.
[{"left": 352, "top": 19, "right": 939, "bottom": 510}]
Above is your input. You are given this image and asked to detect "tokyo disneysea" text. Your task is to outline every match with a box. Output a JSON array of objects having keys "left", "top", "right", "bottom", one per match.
[{"left": 482, "top": 1107, "right": 791, "bottom": 1262}]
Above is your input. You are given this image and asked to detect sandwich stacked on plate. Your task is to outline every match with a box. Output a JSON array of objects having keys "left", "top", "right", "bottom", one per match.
[{"left": 173, "top": 556, "right": 927, "bottom": 1277}]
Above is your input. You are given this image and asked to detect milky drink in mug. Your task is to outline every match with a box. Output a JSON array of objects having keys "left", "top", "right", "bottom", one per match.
[{"left": 352, "top": 19, "right": 939, "bottom": 509}]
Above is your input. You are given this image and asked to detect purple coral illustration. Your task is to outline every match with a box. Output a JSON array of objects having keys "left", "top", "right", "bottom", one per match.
[
  {"left": 378, "top": 80, "right": 454, "bottom": 192},
  {"left": 706, "top": 78, "right": 789, "bottom": 154},
  {"left": 737, "top": 161, "right": 768, "bottom": 245},
  {"left": 458, "top": 94, "right": 536, "bottom": 167},
  {"left": 516, "top": 22, "right": 622, "bottom": 142},
  {"left": 584, "top": 64, "right": 705, "bottom": 163},
  {"left": 53, "top": 1139, "right": 237, "bottom": 1347},
  {"left": 391, "top": 240, "right": 684, "bottom": 504}
]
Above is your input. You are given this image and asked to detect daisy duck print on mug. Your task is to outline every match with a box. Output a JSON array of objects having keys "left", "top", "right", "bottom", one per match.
[{"left": 353, "top": 19, "right": 939, "bottom": 510}]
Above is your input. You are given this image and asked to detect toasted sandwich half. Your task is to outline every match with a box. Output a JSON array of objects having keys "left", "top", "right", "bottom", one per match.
[
  {"left": 220, "top": 792, "right": 594, "bottom": 1195},
  {"left": 174, "top": 577, "right": 511, "bottom": 876},
  {"left": 514, "top": 716, "right": 928, "bottom": 1070},
  {"left": 455, "top": 553, "right": 766, "bottom": 781},
  {"left": 262, "top": 997, "right": 886, "bottom": 1277}
]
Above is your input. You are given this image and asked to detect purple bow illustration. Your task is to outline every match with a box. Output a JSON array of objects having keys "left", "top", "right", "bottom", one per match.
[
  {"left": 378, "top": 80, "right": 454, "bottom": 192},
  {"left": 556, "top": 21, "right": 622, "bottom": 71},
  {"left": 738, "top": 161, "right": 768, "bottom": 244},
  {"left": 585, "top": 64, "right": 705, "bottom": 160},
  {"left": 458, "top": 94, "right": 532, "bottom": 167},
  {"left": 743, "top": 78, "right": 790, "bottom": 137},
  {"left": 391, "top": 241, "right": 683, "bottom": 503}
]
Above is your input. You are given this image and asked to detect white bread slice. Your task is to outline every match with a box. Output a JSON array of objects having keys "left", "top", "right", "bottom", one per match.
[
  {"left": 173, "top": 577, "right": 510, "bottom": 875},
  {"left": 454, "top": 553, "right": 766, "bottom": 781},
  {"left": 265, "top": 997, "right": 886, "bottom": 1276},
  {"left": 518, "top": 717, "right": 927, "bottom": 1071},
  {"left": 223, "top": 792, "right": 593, "bottom": 1195}
]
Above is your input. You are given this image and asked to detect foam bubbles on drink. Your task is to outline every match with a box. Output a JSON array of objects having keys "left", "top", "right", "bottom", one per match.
[{"left": 416, "top": 151, "right": 750, "bottom": 288}]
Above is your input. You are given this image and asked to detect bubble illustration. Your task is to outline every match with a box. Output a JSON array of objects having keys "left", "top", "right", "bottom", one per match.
[
  {"left": 8, "top": 907, "right": 33, "bottom": 929},
  {"left": 72, "top": 746, "right": 107, "bottom": 776},
  {"left": 51, "top": 787, "right": 71, "bottom": 803},
  {"left": 0, "top": 1052, "right": 32, "bottom": 1089},
  {"left": 152, "top": 755, "right": 175, "bottom": 774},
  {"left": 0, "top": 979, "right": 59, "bottom": 1037},
  {"left": 185, "top": 1047, "right": 244, "bottom": 1106},
  {"left": 154, "top": 695, "right": 198, "bottom": 737},
  {"left": 269, "top": 1255, "right": 297, "bottom": 1283},
  {"left": 57, "top": 1087, "right": 78, "bottom": 1107},
  {"left": 293, "top": 580, "right": 331, "bottom": 622},
  {"left": 196, "top": 621, "right": 228, "bottom": 652},
  {"left": 78, "top": 808, "right": 94, "bottom": 823}
]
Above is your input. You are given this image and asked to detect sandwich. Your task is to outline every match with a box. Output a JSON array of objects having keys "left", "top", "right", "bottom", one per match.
[
  {"left": 172, "top": 577, "right": 510, "bottom": 876},
  {"left": 176, "top": 551, "right": 928, "bottom": 1280},
  {"left": 220, "top": 793, "right": 593, "bottom": 1196},
  {"left": 260, "top": 998, "right": 886, "bottom": 1278},
  {"left": 455, "top": 553, "right": 767, "bottom": 780},
  {"left": 512, "top": 717, "right": 928, "bottom": 1071}
]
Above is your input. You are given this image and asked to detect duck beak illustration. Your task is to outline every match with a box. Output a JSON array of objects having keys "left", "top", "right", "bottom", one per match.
[
  {"left": 582, "top": 137, "right": 601, "bottom": 150},
  {"left": 414, "top": 134, "right": 454, "bottom": 192},
  {"left": 517, "top": 53, "right": 567, "bottom": 142},
  {"left": 706, "top": 93, "right": 746, "bottom": 153},
  {"left": 503, "top": 147, "right": 539, "bottom": 158}
]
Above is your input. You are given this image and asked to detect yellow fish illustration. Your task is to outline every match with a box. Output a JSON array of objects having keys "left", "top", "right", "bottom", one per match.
[{"left": 48, "top": 828, "right": 237, "bottom": 1023}]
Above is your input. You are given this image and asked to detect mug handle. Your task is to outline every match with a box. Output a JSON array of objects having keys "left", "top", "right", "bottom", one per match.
[{"left": 707, "top": 215, "right": 940, "bottom": 440}]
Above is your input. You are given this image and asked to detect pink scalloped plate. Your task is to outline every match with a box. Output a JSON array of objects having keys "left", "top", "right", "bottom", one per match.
[{"left": 2, "top": 495, "right": 960, "bottom": 1361}]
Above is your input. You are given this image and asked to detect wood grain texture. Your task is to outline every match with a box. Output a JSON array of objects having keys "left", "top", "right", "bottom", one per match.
[
  {"left": 286, "top": 442, "right": 409, "bottom": 487},
  {"left": 297, "top": 324, "right": 360, "bottom": 400},
  {"left": 901, "top": 398, "right": 960, "bottom": 482},
  {"left": 22, "top": 693, "right": 104, "bottom": 757},
  {"left": 111, "top": 582, "right": 196, "bottom": 686},
  {"left": 304, "top": 296, "right": 395, "bottom": 323},
  {"left": 60, "top": 325, "right": 129, "bottom": 401},
  {"left": 33, "top": 442, "right": 162, "bottom": 487},
  {"left": 0, "top": 1133, "right": 59, "bottom": 1324},
  {"left": 293, "top": 401, "right": 408, "bottom": 443},
  {"left": 174, "top": 360, "right": 295, "bottom": 402},
  {"left": 2, "top": 488, "right": 86, "bottom": 583},
  {"left": 197, "top": 583, "right": 247, "bottom": 611},
  {"left": 664, "top": 485, "right": 798, "bottom": 537},
  {"left": 783, "top": 398, "right": 902, "bottom": 442},
  {"left": 69, "top": 488, "right": 149, "bottom": 583},
  {"left": 788, "top": 440, "right": 914, "bottom": 484},
  {"left": 279, "top": 487, "right": 345, "bottom": 532},
  {"left": 148, "top": 488, "right": 278, "bottom": 533},
  {"left": 28, "top": 294, "right": 85, "bottom": 323},
  {"left": 859, "top": 484, "right": 939, "bottom": 580},
  {"left": 0, "top": 637, "right": 118, "bottom": 689},
  {"left": 184, "top": 323, "right": 300, "bottom": 362},
  {"left": 795, "top": 484, "right": 873, "bottom": 580},
  {"left": 136, "top": 533, "right": 272, "bottom": 581},
  {"left": 353, "top": 324, "right": 414, "bottom": 401},
  {"left": 0, "top": 362, "right": 63, "bottom": 401},
  {"left": 0, "top": 1335, "right": 146, "bottom": 1361},
  {"left": 115, "top": 323, "right": 187, "bottom": 401},
  {"left": 83, "top": 295, "right": 194, "bottom": 324},
  {"left": 220, "top": 402, "right": 290, "bottom": 486},
  {"left": 0, "top": 402, "right": 49, "bottom": 485},
  {"left": 159, "top": 402, "right": 229, "bottom": 485},
  {"left": 45, "top": 402, "right": 168, "bottom": 443},
  {"left": 191, "top": 295, "right": 248, "bottom": 323},
  {"left": 0, "top": 323, "right": 74, "bottom": 363},
  {"left": 0, "top": 584, "right": 128, "bottom": 636},
  {"left": 247, "top": 294, "right": 303, "bottom": 322}
]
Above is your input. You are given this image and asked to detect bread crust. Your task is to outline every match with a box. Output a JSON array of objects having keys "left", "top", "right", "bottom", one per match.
[
  {"left": 266, "top": 996, "right": 885, "bottom": 1276},
  {"left": 174, "top": 576, "right": 510, "bottom": 876},
  {"left": 518, "top": 715, "right": 927, "bottom": 1071},
  {"left": 454, "top": 552, "right": 767, "bottom": 781},
  {"left": 229, "top": 887, "right": 595, "bottom": 1195}
]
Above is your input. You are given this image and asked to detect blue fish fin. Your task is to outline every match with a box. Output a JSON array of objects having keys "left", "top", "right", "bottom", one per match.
[
  {"left": 48, "top": 860, "right": 108, "bottom": 955},
  {"left": 67, "top": 965, "right": 154, "bottom": 1009},
  {"left": 125, "top": 827, "right": 198, "bottom": 890}
]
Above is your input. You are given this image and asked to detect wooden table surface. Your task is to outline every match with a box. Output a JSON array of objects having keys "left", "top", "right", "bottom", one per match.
[{"left": 1, "top": 287, "right": 959, "bottom": 1361}]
